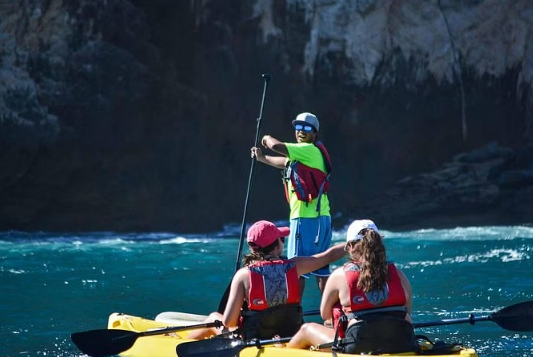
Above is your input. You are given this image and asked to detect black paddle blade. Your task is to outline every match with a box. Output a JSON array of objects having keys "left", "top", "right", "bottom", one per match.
[
  {"left": 71, "top": 329, "right": 137, "bottom": 357},
  {"left": 491, "top": 300, "right": 533, "bottom": 331},
  {"left": 176, "top": 338, "right": 246, "bottom": 357}
]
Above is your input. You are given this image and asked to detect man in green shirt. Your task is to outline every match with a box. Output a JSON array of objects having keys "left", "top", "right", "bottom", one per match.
[{"left": 251, "top": 112, "right": 332, "bottom": 297}]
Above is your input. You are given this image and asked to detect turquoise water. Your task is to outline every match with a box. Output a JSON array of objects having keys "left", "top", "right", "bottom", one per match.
[{"left": 1, "top": 225, "right": 532, "bottom": 357}]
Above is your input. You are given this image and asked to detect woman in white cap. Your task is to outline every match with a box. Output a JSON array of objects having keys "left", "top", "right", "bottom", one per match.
[
  {"left": 251, "top": 112, "right": 333, "bottom": 299},
  {"left": 287, "top": 219, "right": 418, "bottom": 354},
  {"left": 187, "top": 220, "right": 345, "bottom": 340}
]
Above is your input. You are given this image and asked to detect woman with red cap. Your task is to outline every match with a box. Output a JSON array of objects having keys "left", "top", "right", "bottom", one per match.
[{"left": 188, "top": 220, "right": 345, "bottom": 340}]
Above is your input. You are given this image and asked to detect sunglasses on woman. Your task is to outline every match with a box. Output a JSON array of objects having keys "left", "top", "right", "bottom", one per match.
[{"left": 294, "top": 124, "right": 314, "bottom": 133}]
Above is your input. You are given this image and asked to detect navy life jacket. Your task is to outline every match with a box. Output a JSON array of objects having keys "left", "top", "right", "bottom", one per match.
[{"left": 283, "top": 141, "right": 332, "bottom": 212}]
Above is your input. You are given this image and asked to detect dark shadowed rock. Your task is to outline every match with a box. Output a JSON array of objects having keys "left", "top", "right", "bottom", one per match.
[
  {"left": 0, "top": 0, "right": 532, "bottom": 233},
  {"left": 352, "top": 143, "right": 533, "bottom": 231}
]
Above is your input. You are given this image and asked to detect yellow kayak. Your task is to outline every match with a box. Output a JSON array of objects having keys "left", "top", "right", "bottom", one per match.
[
  {"left": 105, "top": 312, "right": 478, "bottom": 357},
  {"left": 70, "top": 301, "right": 532, "bottom": 357}
]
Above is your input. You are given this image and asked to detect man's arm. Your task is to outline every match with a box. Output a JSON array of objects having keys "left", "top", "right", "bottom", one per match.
[
  {"left": 261, "top": 135, "right": 289, "bottom": 157},
  {"left": 251, "top": 135, "right": 289, "bottom": 169},
  {"left": 252, "top": 148, "right": 288, "bottom": 169}
]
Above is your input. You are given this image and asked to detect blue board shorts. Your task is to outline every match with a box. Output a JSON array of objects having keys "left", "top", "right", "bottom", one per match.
[{"left": 287, "top": 216, "right": 332, "bottom": 278}]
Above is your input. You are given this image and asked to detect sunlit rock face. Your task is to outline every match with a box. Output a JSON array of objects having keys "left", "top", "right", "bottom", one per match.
[
  {"left": 265, "top": 0, "right": 533, "bottom": 84},
  {"left": 0, "top": 0, "right": 531, "bottom": 232}
]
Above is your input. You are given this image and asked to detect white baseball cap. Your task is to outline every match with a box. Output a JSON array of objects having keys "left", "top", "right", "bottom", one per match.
[
  {"left": 346, "top": 219, "right": 380, "bottom": 242},
  {"left": 292, "top": 112, "right": 319, "bottom": 132}
]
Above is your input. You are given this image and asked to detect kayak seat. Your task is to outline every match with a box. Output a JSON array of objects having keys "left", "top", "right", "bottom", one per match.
[
  {"left": 336, "top": 314, "right": 420, "bottom": 354},
  {"left": 240, "top": 304, "right": 303, "bottom": 340}
]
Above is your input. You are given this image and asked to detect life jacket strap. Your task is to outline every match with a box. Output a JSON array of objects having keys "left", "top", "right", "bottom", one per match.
[{"left": 346, "top": 306, "right": 407, "bottom": 320}]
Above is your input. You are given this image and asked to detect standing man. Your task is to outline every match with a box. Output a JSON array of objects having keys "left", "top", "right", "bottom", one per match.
[{"left": 251, "top": 112, "right": 333, "bottom": 298}]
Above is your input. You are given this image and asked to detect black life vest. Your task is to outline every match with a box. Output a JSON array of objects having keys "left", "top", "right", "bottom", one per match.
[{"left": 283, "top": 141, "right": 332, "bottom": 211}]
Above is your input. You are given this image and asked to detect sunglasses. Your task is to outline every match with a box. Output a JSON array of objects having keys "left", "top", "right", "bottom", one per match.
[
  {"left": 279, "top": 237, "right": 285, "bottom": 243},
  {"left": 294, "top": 124, "right": 314, "bottom": 133}
]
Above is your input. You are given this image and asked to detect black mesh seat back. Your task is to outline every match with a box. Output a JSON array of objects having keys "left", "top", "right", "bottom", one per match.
[
  {"left": 342, "top": 316, "right": 420, "bottom": 354},
  {"left": 241, "top": 304, "right": 303, "bottom": 340}
]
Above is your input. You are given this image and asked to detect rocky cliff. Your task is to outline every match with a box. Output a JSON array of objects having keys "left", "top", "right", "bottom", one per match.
[{"left": 0, "top": 0, "right": 532, "bottom": 233}]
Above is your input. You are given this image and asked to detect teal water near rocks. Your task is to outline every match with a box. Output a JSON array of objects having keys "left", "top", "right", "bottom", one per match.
[{"left": 1, "top": 225, "right": 532, "bottom": 357}]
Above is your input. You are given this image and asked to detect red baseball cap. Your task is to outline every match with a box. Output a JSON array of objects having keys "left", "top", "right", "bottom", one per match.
[{"left": 247, "top": 220, "right": 290, "bottom": 248}]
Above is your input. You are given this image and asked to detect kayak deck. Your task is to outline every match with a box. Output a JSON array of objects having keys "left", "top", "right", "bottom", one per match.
[{"left": 107, "top": 312, "right": 479, "bottom": 357}]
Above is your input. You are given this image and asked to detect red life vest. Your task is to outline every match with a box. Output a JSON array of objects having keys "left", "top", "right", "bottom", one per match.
[
  {"left": 284, "top": 141, "right": 332, "bottom": 210},
  {"left": 333, "top": 262, "right": 407, "bottom": 336},
  {"left": 247, "top": 259, "right": 300, "bottom": 311},
  {"left": 344, "top": 262, "right": 406, "bottom": 312}
]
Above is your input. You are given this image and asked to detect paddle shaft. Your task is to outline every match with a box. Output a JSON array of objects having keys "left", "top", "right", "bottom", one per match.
[
  {"left": 217, "top": 74, "right": 271, "bottom": 314},
  {"left": 413, "top": 300, "right": 533, "bottom": 331},
  {"left": 234, "top": 73, "right": 271, "bottom": 272},
  {"left": 243, "top": 336, "right": 291, "bottom": 346},
  {"left": 137, "top": 320, "right": 222, "bottom": 337},
  {"left": 413, "top": 314, "right": 486, "bottom": 328}
]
